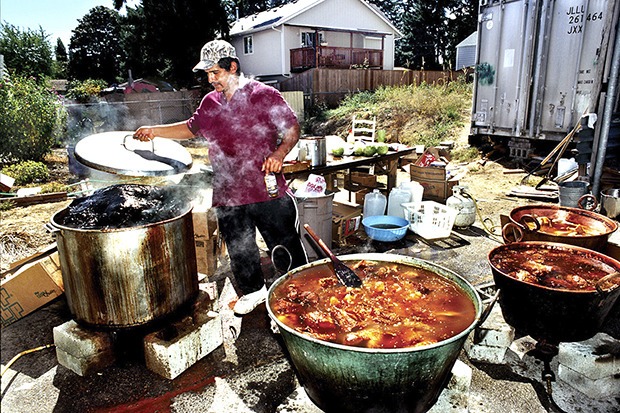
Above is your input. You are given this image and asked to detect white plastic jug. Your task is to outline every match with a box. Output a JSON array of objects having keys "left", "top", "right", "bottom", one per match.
[
  {"left": 363, "top": 189, "right": 387, "bottom": 217},
  {"left": 399, "top": 181, "right": 424, "bottom": 205},
  {"left": 387, "top": 187, "right": 412, "bottom": 218}
]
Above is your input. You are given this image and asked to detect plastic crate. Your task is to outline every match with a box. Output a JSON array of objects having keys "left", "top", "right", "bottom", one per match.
[{"left": 402, "top": 201, "right": 457, "bottom": 240}]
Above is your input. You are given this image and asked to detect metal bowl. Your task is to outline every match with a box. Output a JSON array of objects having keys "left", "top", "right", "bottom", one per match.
[{"left": 362, "top": 215, "right": 409, "bottom": 242}]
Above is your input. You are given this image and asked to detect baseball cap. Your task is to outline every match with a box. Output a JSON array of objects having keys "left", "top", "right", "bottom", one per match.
[{"left": 192, "top": 40, "right": 237, "bottom": 72}]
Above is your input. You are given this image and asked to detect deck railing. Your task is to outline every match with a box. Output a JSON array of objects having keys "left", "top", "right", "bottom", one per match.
[{"left": 290, "top": 46, "right": 383, "bottom": 71}]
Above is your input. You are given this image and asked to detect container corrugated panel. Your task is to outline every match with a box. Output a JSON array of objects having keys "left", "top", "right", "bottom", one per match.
[{"left": 472, "top": 0, "right": 619, "bottom": 142}]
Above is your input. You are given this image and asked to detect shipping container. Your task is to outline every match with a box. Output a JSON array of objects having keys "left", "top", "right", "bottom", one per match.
[{"left": 470, "top": 0, "right": 619, "bottom": 143}]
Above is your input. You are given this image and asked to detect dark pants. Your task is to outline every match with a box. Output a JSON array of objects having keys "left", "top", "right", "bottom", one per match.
[{"left": 216, "top": 194, "right": 307, "bottom": 295}]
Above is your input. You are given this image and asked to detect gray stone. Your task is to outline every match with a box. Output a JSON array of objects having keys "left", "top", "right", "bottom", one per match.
[{"left": 143, "top": 283, "right": 224, "bottom": 380}]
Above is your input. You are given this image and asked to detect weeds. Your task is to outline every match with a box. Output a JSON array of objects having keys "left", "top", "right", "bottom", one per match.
[{"left": 307, "top": 80, "right": 473, "bottom": 148}]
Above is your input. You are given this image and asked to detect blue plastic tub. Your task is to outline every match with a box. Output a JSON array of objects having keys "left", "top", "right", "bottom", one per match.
[{"left": 362, "top": 215, "right": 409, "bottom": 242}]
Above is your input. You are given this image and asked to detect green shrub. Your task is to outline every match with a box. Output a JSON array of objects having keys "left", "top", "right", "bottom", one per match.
[
  {"left": 1, "top": 160, "right": 50, "bottom": 185},
  {"left": 0, "top": 76, "right": 66, "bottom": 162},
  {"left": 66, "top": 79, "right": 107, "bottom": 103}
]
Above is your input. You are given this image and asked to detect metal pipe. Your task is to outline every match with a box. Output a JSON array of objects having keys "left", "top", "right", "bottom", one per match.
[{"left": 591, "top": 16, "right": 620, "bottom": 197}]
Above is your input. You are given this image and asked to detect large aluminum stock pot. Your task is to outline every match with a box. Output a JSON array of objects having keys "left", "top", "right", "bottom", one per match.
[{"left": 48, "top": 186, "right": 198, "bottom": 329}]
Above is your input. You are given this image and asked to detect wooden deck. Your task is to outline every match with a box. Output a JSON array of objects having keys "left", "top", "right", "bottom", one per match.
[{"left": 290, "top": 46, "right": 383, "bottom": 71}]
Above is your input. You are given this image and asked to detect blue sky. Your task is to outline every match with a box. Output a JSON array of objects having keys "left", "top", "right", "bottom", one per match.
[{"left": 1, "top": 0, "right": 138, "bottom": 47}]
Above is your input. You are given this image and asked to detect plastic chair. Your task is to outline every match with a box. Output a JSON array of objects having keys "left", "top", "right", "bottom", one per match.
[{"left": 351, "top": 115, "right": 376, "bottom": 142}]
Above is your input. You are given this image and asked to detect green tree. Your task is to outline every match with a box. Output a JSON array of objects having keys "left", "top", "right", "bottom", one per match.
[
  {"left": 68, "top": 6, "right": 124, "bottom": 83},
  {"left": 139, "top": 0, "right": 229, "bottom": 88},
  {"left": 0, "top": 76, "right": 66, "bottom": 162},
  {"left": 119, "top": 4, "right": 148, "bottom": 82},
  {"left": 53, "top": 38, "right": 68, "bottom": 78},
  {"left": 0, "top": 23, "right": 53, "bottom": 80},
  {"left": 397, "top": 0, "right": 477, "bottom": 70},
  {"left": 444, "top": 0, "right": 478, "bottom": 69},
  {"left": 368, "top": 0, "right": 404, "bottom": 27}
]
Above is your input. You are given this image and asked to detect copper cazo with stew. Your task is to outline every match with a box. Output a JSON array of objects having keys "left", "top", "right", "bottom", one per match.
[
  {"left": 488, "top": 241, "right": 620, "bottom": 343},
  {"left": 503, "top": 204, "right": 618, "bottom": 252}
]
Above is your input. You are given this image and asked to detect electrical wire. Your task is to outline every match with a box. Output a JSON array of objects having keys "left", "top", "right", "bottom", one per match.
[{"left": 0, "top": 344, "right": 55, "bottom": 378}]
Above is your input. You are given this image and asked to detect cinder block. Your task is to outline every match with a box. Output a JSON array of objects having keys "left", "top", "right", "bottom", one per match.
[
  {"left": 470, "top": 304, "right": 515, "bottom": 348},
  {"left": 558, "top": 364, "right": 620, "bottom": 399},
  {"left": 55, "top": 346, "right": 116, "bottom": 377},
  {"left": 464, "top": 337, "right": 508, "bottom": 364},
  {"left": 428, "top": 360, "right": 472, "bottom": 413},
  {"left": 558, "top": 333, "right": 620, "bottom": 380},
  {"left": 53, "top": 320, "right": 116, "bottom": 376},
  {"left": 144, "top": 284, "right": 223, "bottom": 380},
  {"left": 464, "top": 304, "right": 513, "bottom": 364}
]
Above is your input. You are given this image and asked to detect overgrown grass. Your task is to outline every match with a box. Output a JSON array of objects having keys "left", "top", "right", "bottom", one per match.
[{"left": 309, "top": 80, "right": 473, "bottom": 148}]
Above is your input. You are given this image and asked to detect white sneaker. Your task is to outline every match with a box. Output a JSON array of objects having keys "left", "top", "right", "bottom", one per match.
[{"left": 233, "top": 285, "right": 267, "bottom": 315}]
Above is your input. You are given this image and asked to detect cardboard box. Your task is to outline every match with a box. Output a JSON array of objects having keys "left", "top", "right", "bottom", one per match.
[
  {"left": 332, "top": 202, "right": 362, "bottom": 245},
  {"left": 410, "top": 165, "right": 448, "bottom": 181},
  {"left": 195, "top": 235, "right": 220, "bottom": 277},
  {"left": 410, "top": 162, "right": 458, "bottom": 203},
  {"left": 1, "top": 251, "right": 64, "bottom": 328},
  {"left": 355, "top": 188, "right": 371, "bottom": 204},
  {"left": 414, "top": 148, "right": 452, "bottom": 167},
  {"left": 349, "top": 171, "right": 377, "bottom": 188},
  {"left": 417, "top": 179, "right": 459, "bottom": 203},
  {"left": 192, "top": 206, "right": 218, "bottom": 239}
]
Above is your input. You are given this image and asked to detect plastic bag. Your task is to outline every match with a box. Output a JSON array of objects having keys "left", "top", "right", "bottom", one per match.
[{"left": 294, "top": 174, "right": 326, "bottom": 197}]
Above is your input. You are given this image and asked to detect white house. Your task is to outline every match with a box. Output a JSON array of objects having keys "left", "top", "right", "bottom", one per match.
[
  {"left": 455, "top": 31, "right": 477, "bottom": 70},
  {"left": 229, "top": 0, "right": 402, "bottom": 83}
]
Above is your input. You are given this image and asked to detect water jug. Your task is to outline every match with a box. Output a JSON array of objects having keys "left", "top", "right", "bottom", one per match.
[
  {"left": 363, "top": 189, "right": 387, "bottom": 217},
  {"left": 387, "top": 187, "right": 411, "bottom": 218},
  {"left": 446, "top": 186, "right": 476, "bottom": 228},
  {"left": 399, "top": 181, "right": 424, "bottom": 205}
]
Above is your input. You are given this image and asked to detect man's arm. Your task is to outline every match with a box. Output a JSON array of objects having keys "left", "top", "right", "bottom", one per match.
[
  {"left": 263, "top": 122, "right": 300, "bottom": 173},
  {"left": 133, "top": 121, "right": 195, "bottom": 142}
]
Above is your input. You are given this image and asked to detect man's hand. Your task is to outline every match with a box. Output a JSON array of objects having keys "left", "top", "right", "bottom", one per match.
[
  {"left": 133, "top": 127, "right": 155, "bottom": 142},
  {"left": 262, "top": 153, "right": 284, "bottom": 174}
]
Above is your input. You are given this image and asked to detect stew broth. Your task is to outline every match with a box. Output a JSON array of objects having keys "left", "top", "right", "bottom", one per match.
[
  {"left": 490, "top": 247, "right": 617, "bottom": 291},
  {"left": 270, "top": 260, "right": 476, "bottom": 349},
  {"left": 518, "top": 211, "right": 607, "bottom": 237}
]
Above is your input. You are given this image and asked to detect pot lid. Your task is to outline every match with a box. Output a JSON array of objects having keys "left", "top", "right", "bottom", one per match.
[{"left": 74, "top": 131, "right": 193, "bottom": 176}]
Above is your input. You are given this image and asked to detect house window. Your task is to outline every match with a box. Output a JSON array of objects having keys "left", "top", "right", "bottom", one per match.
[
  {"left": 301, "top": 32, "right": 324, "bottom": 47},
  {"left": 243, "top": 36, "right": 253, "bottom": 55}
]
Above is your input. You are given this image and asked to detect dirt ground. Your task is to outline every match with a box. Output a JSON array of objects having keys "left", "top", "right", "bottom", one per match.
[{"left": 0, "top": 128, "right": 539, "bottom": 273}]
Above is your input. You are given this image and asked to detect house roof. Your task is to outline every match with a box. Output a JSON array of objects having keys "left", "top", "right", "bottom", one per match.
[
  {"left": 230, "top": 0, "right": 402, "bottom": 37},
  {"left": 456, "top": 31, "right": 477, "bottom": 48}
]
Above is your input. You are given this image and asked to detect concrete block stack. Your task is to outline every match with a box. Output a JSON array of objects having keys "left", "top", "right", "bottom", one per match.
[{"left": 464, "top": 304, "right": 515, "bottom": 364}]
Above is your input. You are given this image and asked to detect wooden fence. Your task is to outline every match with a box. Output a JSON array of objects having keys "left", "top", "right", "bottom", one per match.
[{"left": 277, "top": 68, "right": 472, "bottom": 108}]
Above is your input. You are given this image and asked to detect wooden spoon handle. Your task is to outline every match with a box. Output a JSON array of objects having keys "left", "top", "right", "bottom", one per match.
[{"left": 303, "top": 224, "right": 335, "bottom": 259}]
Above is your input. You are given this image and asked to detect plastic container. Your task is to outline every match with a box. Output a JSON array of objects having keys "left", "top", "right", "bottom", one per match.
[
  {"left": 387, "top": 187, "right": 412, "bottom": 218},
  {"left": 363, "top": 189, "right": 387, "bottom": 217},
  {"left": 295, "top": 191, "right": 335, "bottom": 261},
  {"left": 402, "top": 201, "right": 457, "bottom": 240},
  {"left": 362, "top": 215, "right": 409, "bottom": 242},
  {"left": 399, "top": 181, "right": 424, "bottom": 205}
]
